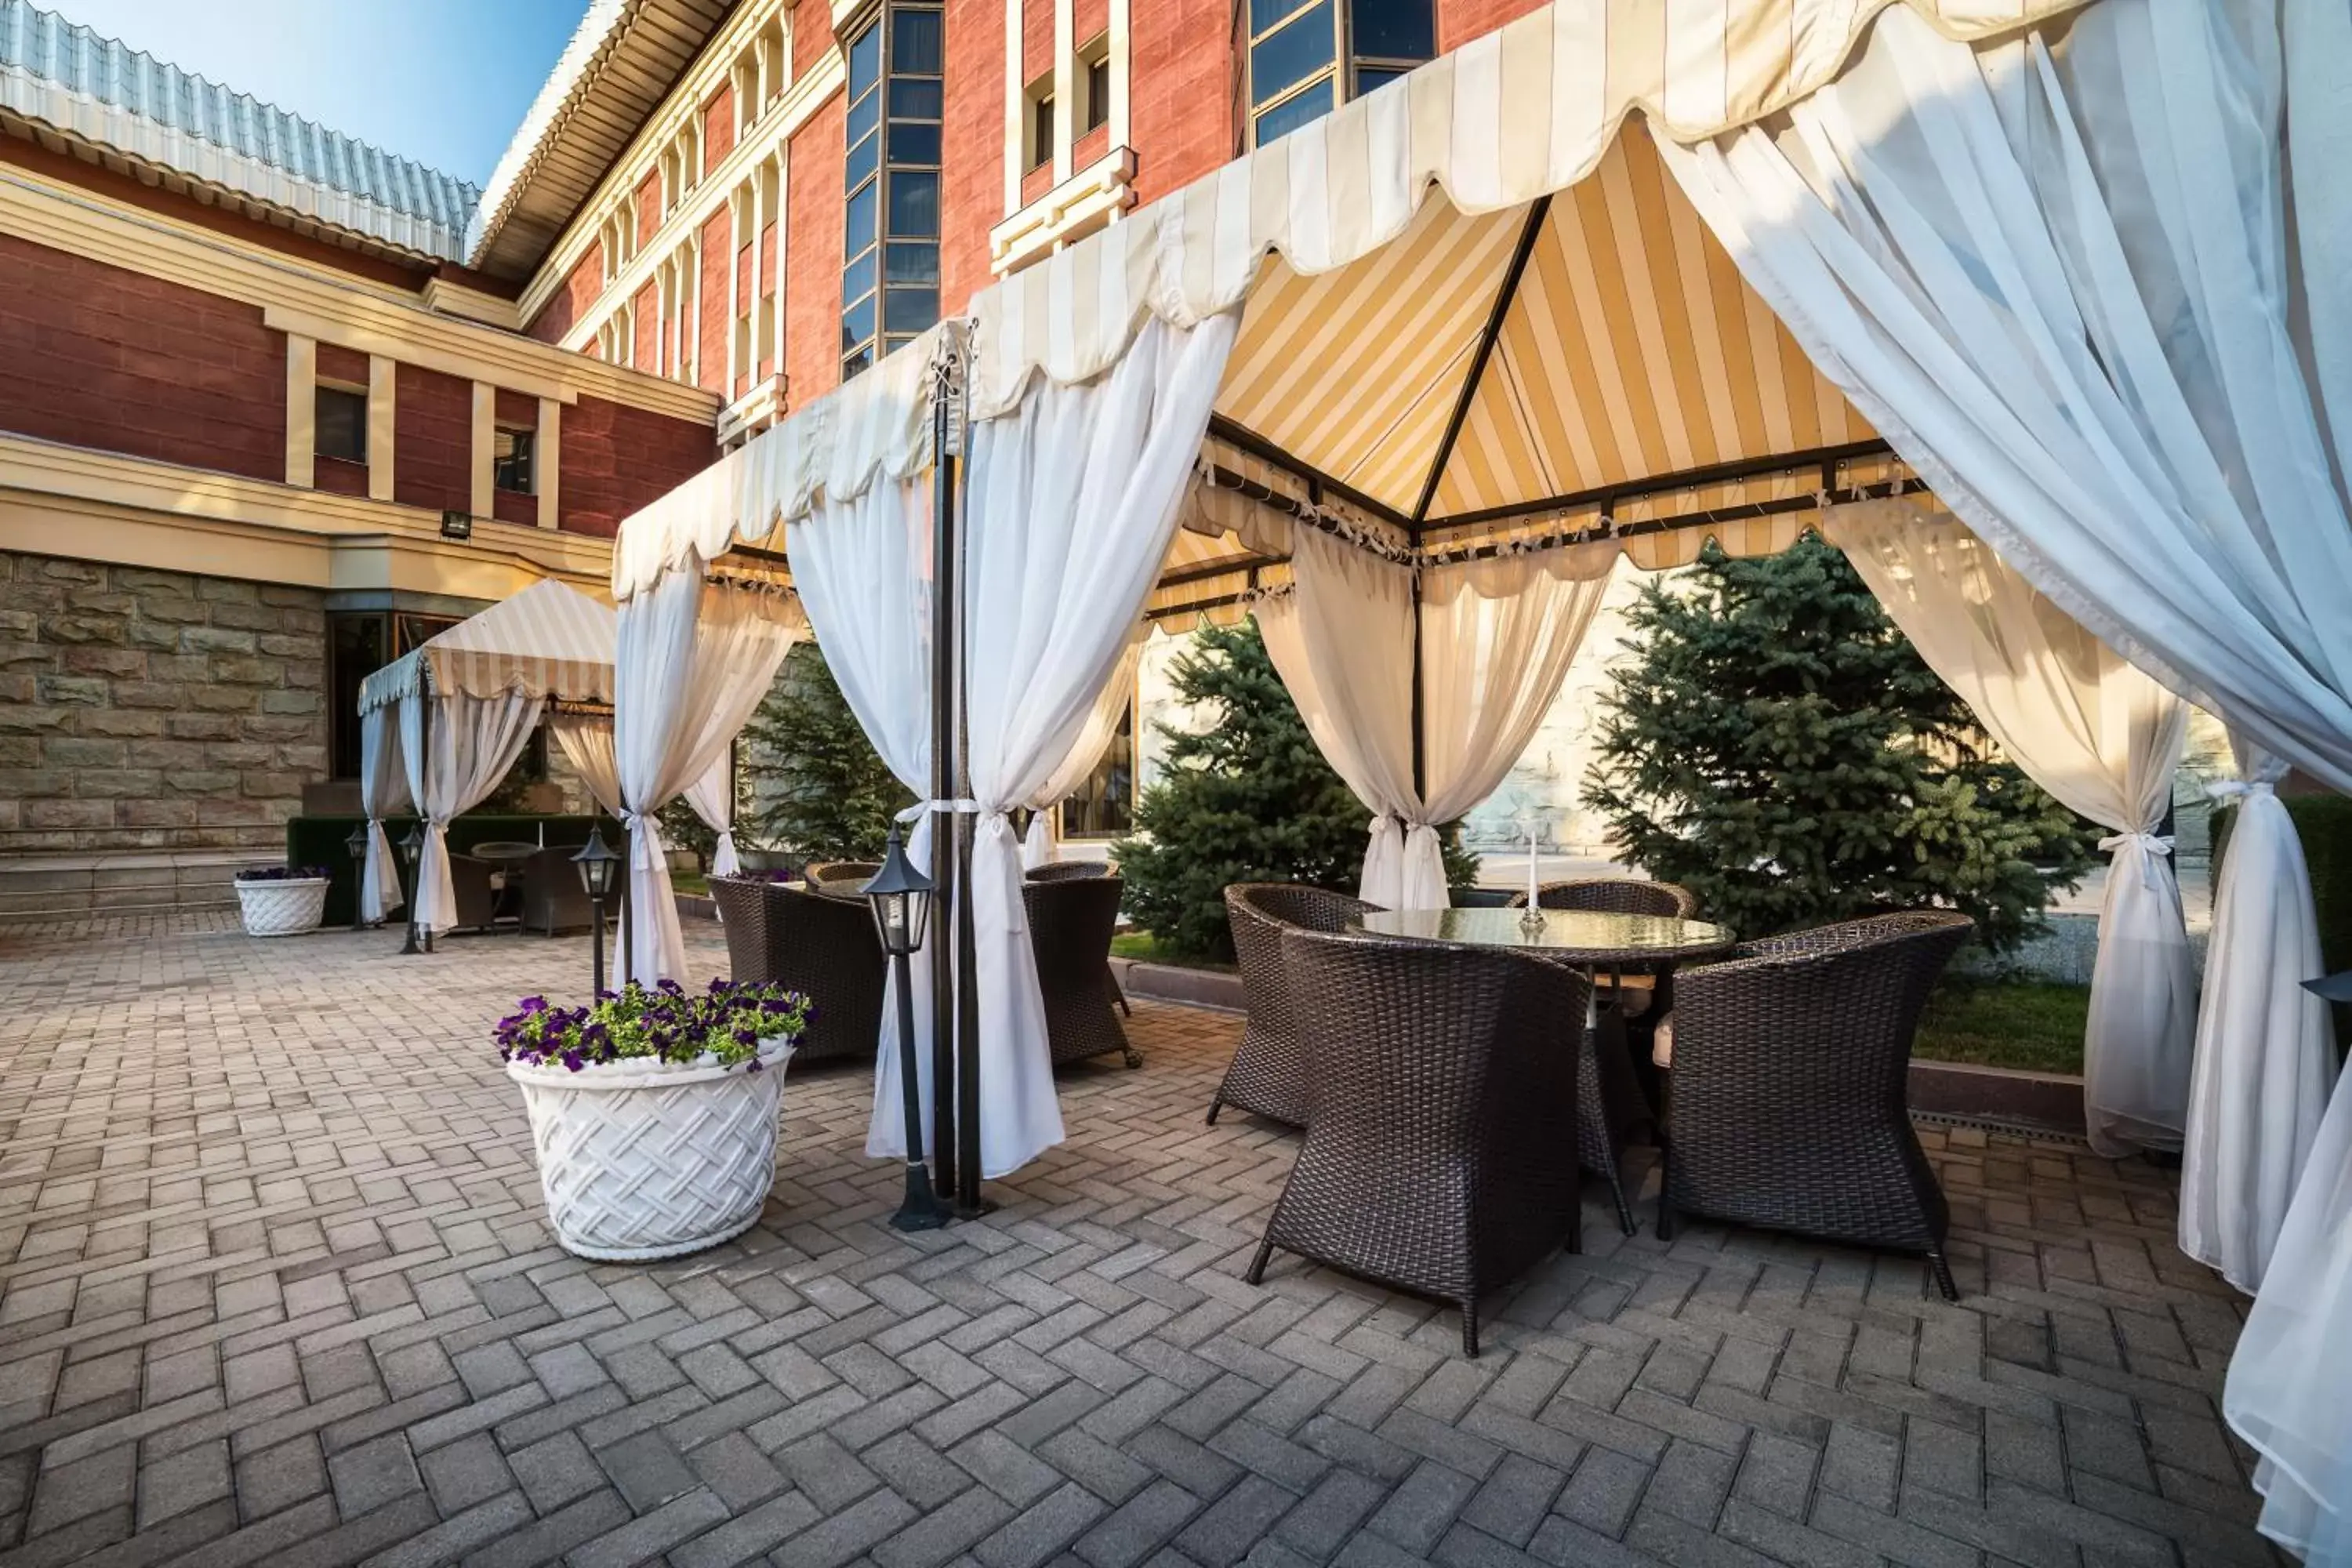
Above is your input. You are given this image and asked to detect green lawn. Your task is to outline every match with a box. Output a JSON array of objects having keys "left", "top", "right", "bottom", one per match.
[
  {"left": 1912, "top": 978, "right": 2088, "bottom": 1075},
  {"left": 1111, "top": 930, "right": 1236, "bottom": 973}
]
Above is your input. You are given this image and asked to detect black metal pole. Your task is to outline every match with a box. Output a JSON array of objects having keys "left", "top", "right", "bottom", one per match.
[
  {"left": 891, "top": 945, "right": 949, "bottom": 1230},
  {"left": 928, "top": 370, "right": 960, "bottom": 1196},
  {"left": 590, "top": 894, "right": 606, "bottom": 998},
  {"left": 419, "top": 690, "right": 435, "bottom": 954},
  {"left": 1409, "top": 575, "right": 1426, "bottom": 804},
  {"left": 949, "top": 378, "right": 987, "bottom": 1221}
]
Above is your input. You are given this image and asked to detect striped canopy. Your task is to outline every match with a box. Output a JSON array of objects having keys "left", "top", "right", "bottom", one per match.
[{"left": 357, "top": 577, "right": 615, "bottom": 712}]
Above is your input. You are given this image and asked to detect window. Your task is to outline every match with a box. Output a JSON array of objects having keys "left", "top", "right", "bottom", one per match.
[
  {"left": 325, "top": 610, "right": 458, "bottom": 779},
  {"left": 1060, "top": 701, "right": 1135, "bottom": 838},
  {"left": 843, "top": 2, "right": 944, "bottom": 380},
  {"left": 493, "top": 427, "right": 535, "bottom": 495},
  {"left": 1082, "top": 49, "right": 1110, "bottom": 136},
  {"left": 315, "top": 385, "right": 367, "bottom": 463},
  {"left": 1247, "top": 0, "right": 1433, "bottom": 148},
  {"left": 1029, "top": 85, "right": 1055, "bottom": 169}
]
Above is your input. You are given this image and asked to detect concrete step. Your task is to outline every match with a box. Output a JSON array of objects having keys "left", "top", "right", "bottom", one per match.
[{"left": 0, "top": 849, "right": 279, "bottom": 921}]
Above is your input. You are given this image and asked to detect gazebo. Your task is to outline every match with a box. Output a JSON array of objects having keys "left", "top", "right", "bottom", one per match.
[{"left": 612, "top": 1, "right": 2352, "bottom": 1551}]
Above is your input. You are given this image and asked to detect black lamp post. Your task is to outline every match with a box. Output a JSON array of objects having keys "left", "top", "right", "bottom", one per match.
[
  {"left": 574, "top": 828, "right": 621, "bottom": 998},
  {"left": 344, "top": 824, "right": 369, "bottom": 934},
  {"left": 864, "top": 826, "right": 949, "bottom": 1231},
  {"left": 398, "top": 825, "right": 425, "bottom": 956}
]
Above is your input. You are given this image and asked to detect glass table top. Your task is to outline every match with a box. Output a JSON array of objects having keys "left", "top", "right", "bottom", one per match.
[{"left": 1354, "top": 906, "right": 1737, "bottom": 962}]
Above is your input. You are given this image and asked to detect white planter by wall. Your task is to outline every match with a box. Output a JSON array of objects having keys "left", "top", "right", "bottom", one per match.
[
  {"left": 234, "top": 877, "right": 329, "bottom": 937},
  {"left": 508, "top": 1038, "right": 795, "bottom": 1261}
]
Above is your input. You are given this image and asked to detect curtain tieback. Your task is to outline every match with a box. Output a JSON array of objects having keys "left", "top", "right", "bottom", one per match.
[
  {"left": 618, "top": 810, "right": 663, "bottom": 871},
  {"left": 2205, "top": 779, "right": 2275, "bottom": 801},
  {"left": 897, "top": 800, "right": 981, "bottom": 822},
  {"left": 2097, "top": 830, "right": 2176, "bottom": 892}
]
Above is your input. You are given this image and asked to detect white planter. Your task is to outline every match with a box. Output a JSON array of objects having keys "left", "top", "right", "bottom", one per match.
[
  {"left": 508, "top": 1038, "right": 796, "bottom": 1261},
  {"left": 235, "top": 877, "right": 329, "bottom": 937}
]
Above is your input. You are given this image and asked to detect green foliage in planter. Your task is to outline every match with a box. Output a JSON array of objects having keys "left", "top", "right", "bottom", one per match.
[
  {"left": 1581, "top": 536, "right": 2100, "bottom": 951},
  {"left": 1114, "top": 619, "right": 1475, "bottom": 961},
  {"left": 741, "top": 642, "right": 915, "bottom": 865},
  {"left": 2212, "top": 790, "right": 2352, "bottom": 1049}
]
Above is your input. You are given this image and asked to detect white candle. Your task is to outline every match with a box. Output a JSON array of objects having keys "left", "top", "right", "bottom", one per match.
[{"left": 1526, "top": 820, "right": 1540, "bottom": 906}]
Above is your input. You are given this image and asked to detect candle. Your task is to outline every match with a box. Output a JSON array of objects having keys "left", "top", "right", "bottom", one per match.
[{"left": 1526, "top": 818, "right": 1540, "bottom": 907}]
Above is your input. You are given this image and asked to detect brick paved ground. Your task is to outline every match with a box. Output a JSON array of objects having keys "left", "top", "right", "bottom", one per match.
[{"left": 0, "top": 916, "right": 2280, "bottom": 1567}]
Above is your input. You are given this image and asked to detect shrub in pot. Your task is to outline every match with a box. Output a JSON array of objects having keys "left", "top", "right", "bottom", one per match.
[
  {"left": 499, "top": 979, "right": 810, "bottom": 1261},
  {"left": 234, "top": 864, "right": 332, "bottom": 937}
]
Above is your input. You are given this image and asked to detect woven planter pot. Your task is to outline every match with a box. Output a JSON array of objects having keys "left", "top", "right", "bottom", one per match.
[
  {"left": 508, "top": 1038, "right": 796, "bottom": 1261},
  {"left": 234, "top": 877, "right": 329, "bottom": 938}
]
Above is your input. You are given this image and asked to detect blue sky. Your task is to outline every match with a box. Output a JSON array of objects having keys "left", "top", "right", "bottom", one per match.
[{"left": 53, "top": 0, "right": 591, "bottom": 187}]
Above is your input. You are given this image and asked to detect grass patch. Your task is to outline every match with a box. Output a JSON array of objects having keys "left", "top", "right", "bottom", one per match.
[
  {"left": 1112, "top": 930, "right": 1236, "bottom": 973},
  {"left": 1914, "top": 978, "right": 2087, "bottom": 1075},
  {"left": 672, "top": 869, "right": 710, "bottom": 896}
]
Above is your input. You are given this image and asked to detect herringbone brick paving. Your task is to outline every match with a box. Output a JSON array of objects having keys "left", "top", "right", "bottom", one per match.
[{"left": 0, "top": 916, "right": 2279, "bottom": 1567}]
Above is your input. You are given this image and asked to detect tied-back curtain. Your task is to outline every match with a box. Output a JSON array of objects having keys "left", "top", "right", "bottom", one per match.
[
  {"left": 2180, "top": 733, "right": 2337, "bottom": 1294},
  {"left": 960, "top": 311, "right": 1240, "bottom": 1177},
  {"left": 684, "top": 757, "right": 741, "bottom": 878},
  {"left": 397, "top": 690, "right": 544, "bottom": 933},
  {"left": 1022, "top": 626, "right": 1146, "bottom": 869},
  {"left": 357, "top": 705, "right": 408, "bottom": 924},
  {"left": 1656, "top": 0, "right": 2352, "bottom": 804},
  {"left": 613, "top": 571, "right": 801, "bottom": 983},
  {"left": 1829, "top": 499, "right": 2194, "bottom": 1154},
  {"left": 1258, "top": 528, "right": 1616, "bottom": 909},
  {"left": 548, "top": 713, "right": 622, "bottom": 815},
  {"left": 783, "top": 477, "right": 937, "bottom": 1162}
]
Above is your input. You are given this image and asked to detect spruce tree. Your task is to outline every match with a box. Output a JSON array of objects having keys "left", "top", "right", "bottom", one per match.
[
  {"left": 1117, "top": 618, "right": 1475, "bottom": 959},
  {"left": 740, "top": 642, "right": 913, "bottom": 865},
  {"left": 1581, "top": 536, "right": 2096, "bottom": 950}
]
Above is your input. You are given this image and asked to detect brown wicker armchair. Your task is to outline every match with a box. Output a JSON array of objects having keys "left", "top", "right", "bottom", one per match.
[
  {"left": 709, "top": 877, "right": 887, "bottom": 1066},
  {"left": 1025, "top": 860, "right": 1109, "bottom": 882},
  {"left": 1247, "top": 926, "right": 1587, "bottom": 1357},
  {"left": 1213, "top": 884, "right": 1381, "bottom": 1127},
  {"left": 1657, "top": 910, "right": 1974, "bottom": 1299},
  {"left": 1024, "top": 873, "right": 1137, "bottom": 1068},
  {"left": 1505, "top": 877, "right": 1701, "bottom": 918},
  {"left": 444, "top": 854, "right": 503, "bottom": 934},
  {"left": 804, "top": 861, "right": 882, "bottom": 895},
  {"left": 520, "top": 846, "right": 601, "bottom": 935}
]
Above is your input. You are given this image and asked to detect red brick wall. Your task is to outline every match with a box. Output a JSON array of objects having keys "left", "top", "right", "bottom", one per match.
[
  {"left": 393, "top": 362, "right": 470, "bottom": 514},
  {"left": 559, "top": 397, "right": 716, "bottom": 538},
  {"left": 735, "top": 238, "right": 757, "bottom": 396},
  {"left": 635, "top": 172, "right": 664, "bottom": 252},
  {"left": 492, "top": 489, "right": 539, "bottom": 528},
  {"left": 0, "top": 234, "right": 284, "bottom": 482},
  {"left": 1075, "top": 0, "right": 1106, "bottom": 45},
  {"left": 942, "top": 0, "right": 1004, "bottom": 314},
  {"left": 314, "top": 343, "right": 370, "bottom": 387},
  {"left": 1022, "top": 0, "right": 1054, "bottom": 82},
  {"left": 1439, "top": 0, "right": 1545, "bottom": 49},
  {"left": 786, "top": 91, "right": 845, "bottom": 405},
  {"left": 703, "top": 83, "right": 737, "bottom": 170},
  {"left": 792, "top": 0, "right": 836, "bottom": 78},
  {"left": 632, "top": 281, "right": 660, "bottom": 372},
  {"left": 495, "top": 388, "right": 538, "bottom": 427},
  {"left": 314, "top": 456, "right": 368, "bottom": 496},
  {"left": 528, "top": 238, "right": 604, "bottom": 344},
  {"left": 1130, "top": 0, "right": 1233, "bottom": 207},
  {"left": 699, "top": 212, "right": 733, "bottom": 394}
]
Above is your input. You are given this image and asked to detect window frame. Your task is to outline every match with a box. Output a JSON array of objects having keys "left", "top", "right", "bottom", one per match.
[
  {"left": 1028, "top": 79, "right": 1055, "bottom": 170},
  {"left": 1245, "top": 0, "right": 1433, "bottom": 150},
  {"left": 841, "top": 2, "right": 945, "bottom": 381},
  {"left": 1080, "top": 41, "right": 1111, "bottom": 136},
  {"left": 314, "top": 383, "right": 368, "bottom": 466},
  {"left": 492, "top": 425, "right": 536, "bottom": 496},
  {"left": 1057, "top": 695, "right": 1138, "bottom": 840}
]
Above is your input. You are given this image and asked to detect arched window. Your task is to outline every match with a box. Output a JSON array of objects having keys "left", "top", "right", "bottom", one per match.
[{"left": 1246, "top": 0, "right": 1434, "bottom": 148}]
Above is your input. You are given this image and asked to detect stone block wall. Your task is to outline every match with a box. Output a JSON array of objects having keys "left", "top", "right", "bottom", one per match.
[{"left": 0, "top": 549, "right": 328, "bottom": 853}]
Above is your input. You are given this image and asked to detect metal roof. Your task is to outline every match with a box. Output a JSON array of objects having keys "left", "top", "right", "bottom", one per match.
[
  {"left": 465, "top": 0, "right": 731, "bottom": 282},
  {"left": 0, "top": 0, "right": 478, "bottom": 261}
]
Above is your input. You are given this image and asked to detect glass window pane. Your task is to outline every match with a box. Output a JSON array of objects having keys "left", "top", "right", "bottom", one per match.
[
  {"left": 1085, "top": 58, "right": 1109, "bottom": 131},
  {"left": 1250, "top": 2, "right": 1334, "bottom": 107},
  {"left": 1253, "top": 78, "right": 1333, "bottom": 146},
  {"left": 840, "top": 293, "right": 876, "bottom": 354},
  {"left": 842, "top": 249, "right": 877, "bottom": 305},
  {"left": 891, "top": 8, "right": 942, "bottom": 74},
  {"left": 885, "top": 241, "right": 938, "bottom": 285},
  {"left": 842, "top": 345, "right": 874, "bottom": 379},
  {"left": 844, "top": 181, "right": 878, "bottom": 253},
  {"left": 889, "top": 78, "right": 942, "bottom": 118},
  {"left": 888, "top": 122, "right": 940, "bottom": 166},
  {"left": 886, "top": 171, "right": 938, "bottom": 237},
  {"left": 848, "top": 85, "right": 880, "bottom": 147},
  {"left": 1250, "top": 0, "right": 1310, "bottom": 37},
  {"left": 848, "top": 24, "right": 881, "bottom": 96},
  {"left": 1350, "top": 0, "right": 1434, "bottom": 60},
  {"left": 884, "top": 286, "right": 938, "bottom": 333},
  {"left": 847, "top": 129, "right": 879, "bottom": 192},
  {"left": 1353, "top": 65, "right": 1406, "bottom": 96},
  {"left": 314, "top": 386, "right": 366, "bottom": 463}
]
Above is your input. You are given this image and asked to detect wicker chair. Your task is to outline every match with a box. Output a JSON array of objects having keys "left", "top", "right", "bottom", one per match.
[
  {"left": 1025, "top": 862, "right": 1131, "bottom": 1013},
  {"left": 804, "top": 861, "right": 882, "bottom": 895},
  {"left": 1657, "top": 910, "right": 1974, "bottom": 1299},
  {"left": 1024, "top": 873, "right": 1138, "bottom": 1068},
  {"left": 1504, "top": 877, "right": 1702, "bottom": 1234},
  {"left": 1247, "top": 926, "right": 1588, "bottom": 1357},
  {"left": 520, "top": 846, "right": 600, "bottom": 935},
  {"left": 445, "top": 854, "right": 503, "bottom": 934},
  {"left": 1213, "top": 884, "right": 1381, "bottom": 1127},
  {"left": 709, "top": 877, "right": 887, "bottom": 1065}
]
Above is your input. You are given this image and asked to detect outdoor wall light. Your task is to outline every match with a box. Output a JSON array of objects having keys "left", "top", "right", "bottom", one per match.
[
  {"left": 398, "top": 824, "right": 425, "bottom": 956},
  {"left": 864, "top": 826, "right": 949, "bottom": 1231}
]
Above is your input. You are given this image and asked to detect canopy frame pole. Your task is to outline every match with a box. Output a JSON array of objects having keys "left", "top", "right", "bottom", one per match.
[
  {"left": 1410, "top": 196, "right": 1551, "bottom": 532},
  {"left": 928, "top": 365, "right": 961, "bottom": 1200},
  {"left": 1208, "top": 416, "right": 1412, "bottom": 532},
  {"left": 946, "top": 359, "right": 989, "bottom": 1220},
  {"left": 1423, "top": 437, "right": 1894, "bottom": 536}
]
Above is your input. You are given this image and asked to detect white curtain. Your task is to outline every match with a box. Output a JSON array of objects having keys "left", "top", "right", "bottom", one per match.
[
  {"left": 1258, "top": 528, "right": 1616, "bottom": 909},
  {"left": 783, "top": 477, "right": 938, "bottom": 1162},
  {"left": 1656, "top": 0, "right": 2352, "bottom": 804},
  {"left": 684, "top": 755, "right": 742, "bottom": 878},
  {"left": 2227, "top": 1065, "right": 2352, "bottom": 1563},
  {"left": 1830, "top": 500, "right": 2195, "bottom": 1155},
  {"left": 2180, "top": 733, "right": 2338, "bottom": 1294},
  {"left": 358, "top": 704, "right": 408, "bottom": 924},
  {"left": 1021, "top": 626, "right": 1145, "bottom": 869},
  {"left": 398, "top": 689, "right": 543, "bottom": 934},
  {"left": 612, "top": 572, "right": 800, "bottom": 983},
  {"left": 548, "top": 713, "right": 622, "bottom": 815},
  {"left": 959, "top": 310, "right": 1238, "bottom": 1176}
]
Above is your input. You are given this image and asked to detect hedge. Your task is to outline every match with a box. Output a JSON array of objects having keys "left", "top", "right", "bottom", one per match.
[
  {"left": 2212, "top": 791, "right": 2352, "bottom": 1051},
  {"left": 287, "top": 812, "right": 623, "bottom": 929}
]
